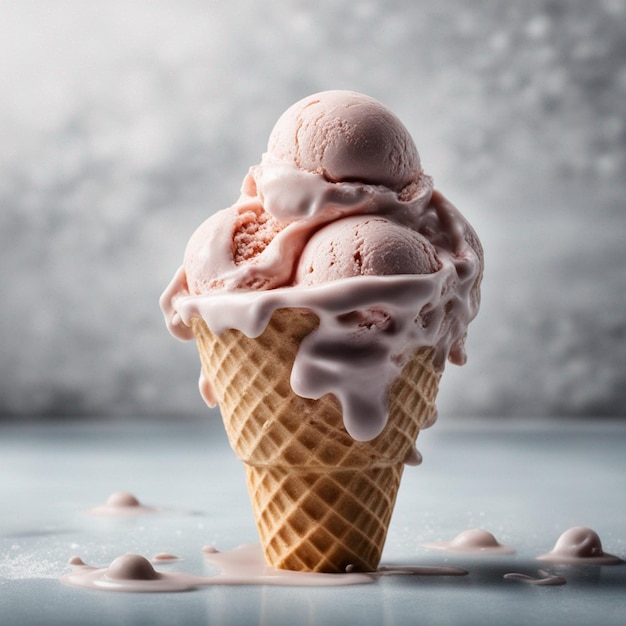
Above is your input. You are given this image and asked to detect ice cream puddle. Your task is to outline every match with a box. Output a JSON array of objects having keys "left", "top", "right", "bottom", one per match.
[
  {"left": 61, "top": 544, "right": 467, "bottom": 592},
  {"left": 425, "top": 529, "right": 515, "bottom": 554},
  {"left": 86, "top": 492, "right": 158, "bottom": 517},
  {"left": 204, "top": 545, "right": 468, "bottom": 581},
  {"left": 537, "top": 526, "right": 624, "bottom": 565},
  {"left": 503, "top": 570, "right": 567, "bottom": 586}
]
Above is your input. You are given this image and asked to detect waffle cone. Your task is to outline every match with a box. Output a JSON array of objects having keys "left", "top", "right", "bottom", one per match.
[{"left": 191, "top": 308, "right": 441, "bottom": 572}]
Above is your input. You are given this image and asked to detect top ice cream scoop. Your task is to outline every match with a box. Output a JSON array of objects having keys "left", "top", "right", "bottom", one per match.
[
  {"left": 179, "top": 91, "right": 452, "bottom": 294},
  {"left": 265, "top": 90, "right": 421, "bottom": 193}
]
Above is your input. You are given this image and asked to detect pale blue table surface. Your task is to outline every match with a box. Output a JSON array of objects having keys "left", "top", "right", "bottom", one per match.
[{"left": 1, "top": 416, "right": 625, "bottom": 626}]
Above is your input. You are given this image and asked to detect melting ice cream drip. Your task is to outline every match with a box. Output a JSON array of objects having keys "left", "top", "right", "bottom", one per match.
[{"left": 404, "top": 445, "right": 423, "bottom": 466}]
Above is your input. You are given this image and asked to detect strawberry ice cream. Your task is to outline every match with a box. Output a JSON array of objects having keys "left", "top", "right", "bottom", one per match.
[
  {"left": 161, "top": 89, "right": 483, "bottom": 441},
  {"left": 296, "top": 215, "right": 441, "bottom": 285},
  {"left": 160, "top": 89, "right": 483, "bottom": 573}
]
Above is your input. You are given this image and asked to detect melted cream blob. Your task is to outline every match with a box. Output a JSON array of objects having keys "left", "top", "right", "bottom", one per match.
[
  {"left": 404, "top": 445, "right": 423, "bottom": 466},
  {"left": 152, "top": 553, "right": 180, "bottom": 563},
  {"left": 537, "top": 526, "right": 623, "bottom": 565},
  {"left": 425, "top": 528, "right": 515, "bottom": 554},
  {"left": 107, "top": 555, "right": 159, "bottom": 581},
  {"left": 86, "top": 492, "right": 158, "bottom": 517},
  {"left": 198, "top": 371, "right": 217, "bottom": 408},
  {"left": 62, "top": 553, "right": 202, "bottom": 592}
]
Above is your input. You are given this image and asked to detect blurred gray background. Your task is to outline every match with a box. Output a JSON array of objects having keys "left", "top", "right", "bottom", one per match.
[{"left": 1, "top": 0, "right": 624, "bottom": 421}]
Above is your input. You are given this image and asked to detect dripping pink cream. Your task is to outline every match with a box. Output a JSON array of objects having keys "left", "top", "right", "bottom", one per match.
[{"left": 161, "top": 164, "right": 481, "bottom": 442}]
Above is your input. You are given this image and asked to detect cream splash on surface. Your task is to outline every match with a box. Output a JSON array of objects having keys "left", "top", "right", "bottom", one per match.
[
  {"left": 537, "top": 527, "right": 624, "bottom": 565},
  {"left": 61, "top": 544, "right": 468, "bottom": 592},
  {"left": 86, "top": 492, "right": 158, "bottom": 517},
  {"left": 62, "top": 553, "right": 205, "bottom": 593},
  {"left": 152, "top": 553, "right": 180, "bottom": 563},
  {"left": 424, "top": 529, "right": 515, "bottom": 554}
]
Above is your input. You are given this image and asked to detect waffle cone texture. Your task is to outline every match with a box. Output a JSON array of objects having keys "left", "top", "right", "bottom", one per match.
[{"left": 191, "top": 308, "right": 441, "bottom": 573}]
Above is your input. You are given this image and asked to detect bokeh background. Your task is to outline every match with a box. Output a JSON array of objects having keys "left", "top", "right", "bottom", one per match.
[{"left": 1, "top": 0, "right": 624, "bottom": 421}]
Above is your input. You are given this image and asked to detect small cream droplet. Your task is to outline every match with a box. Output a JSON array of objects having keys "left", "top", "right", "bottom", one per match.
[
  {"left": 153, "top": 553, "right": 179, "bottom": 562},
  {"left": 404, "top": 445, "right": 423, "bottom": 466},
  {"left": 106, "top": 492, "right": 141, "bottom": 508}
]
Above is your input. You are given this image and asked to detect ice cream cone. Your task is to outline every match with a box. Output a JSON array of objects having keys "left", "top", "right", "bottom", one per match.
[{"left": 190, "top": 308, "right": 440, "bottom": 573}]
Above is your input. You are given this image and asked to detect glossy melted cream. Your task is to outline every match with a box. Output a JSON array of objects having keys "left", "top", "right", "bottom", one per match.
[
  {"left": 152, "top": 553, "right": 180, "bottom": 562},
  {"left": 425, "top": 529, "right": 515, "bottom": 554},
  {"left": 62, "top": 554, "right": 209, "bottom": 593},
  {"left": 163, "top": 266, "right": 477, "bottom": 442},
  {"left": 61, "top": 544, "right": 468, "bottom": 592},
  {"left": 86, "top": 492, "right": 158, "bottom": 517},
  {"left": 537, "top": 526, "right": 624, "bottom": 565},
  {"left": 60, "top": 526, "right": 625, "bottom": 593}
]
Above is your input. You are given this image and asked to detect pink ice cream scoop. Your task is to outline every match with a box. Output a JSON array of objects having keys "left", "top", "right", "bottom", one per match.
[
  {"left": 182, "top": 90, "right": 439, "bottom": 294},
  {"left": 265, "top": 90, "right": 421, "bottom": 193},
  {"left": 296, "top": 215, "right": 441, "bottom": 286}
]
